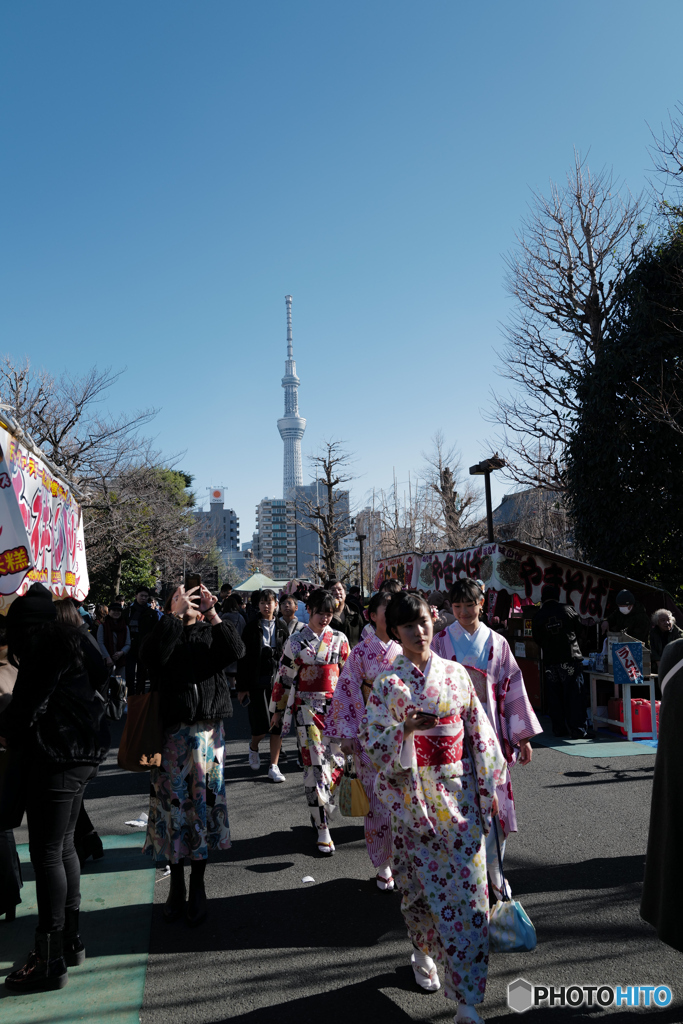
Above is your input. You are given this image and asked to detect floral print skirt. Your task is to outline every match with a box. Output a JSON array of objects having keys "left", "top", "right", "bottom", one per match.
[{"left": 143, "top": 720, "right": 230, "bottom": 863}]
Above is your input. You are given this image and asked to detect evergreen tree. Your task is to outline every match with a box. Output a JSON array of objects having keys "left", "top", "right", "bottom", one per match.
[{"left": 566, "top": 228, "right": 683, "bottom": 599}]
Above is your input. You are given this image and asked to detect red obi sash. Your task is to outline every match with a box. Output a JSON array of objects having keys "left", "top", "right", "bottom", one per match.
[
  {"left": 296, "top": 663, "right": 340, "bottom": 697},
  {"left": 414, "top": 714, "right": 464, "bottom": 767}
]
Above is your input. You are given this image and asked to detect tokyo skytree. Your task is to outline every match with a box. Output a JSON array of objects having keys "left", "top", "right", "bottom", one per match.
[{"left": 277, "top": 294, "right": 306, "bottom": 495}]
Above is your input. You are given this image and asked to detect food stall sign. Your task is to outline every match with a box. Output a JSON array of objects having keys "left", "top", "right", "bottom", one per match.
[
  {"left": 612, "top": 642, "right": 644, "bottom": 687},
  {"left": 0, "top": 422, "right": 89, "bottom": 607}
]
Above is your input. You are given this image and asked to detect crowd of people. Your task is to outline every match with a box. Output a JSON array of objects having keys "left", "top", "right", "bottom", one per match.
[{"left": 2, "top": 570, "right": 677, "bottom": 1022}]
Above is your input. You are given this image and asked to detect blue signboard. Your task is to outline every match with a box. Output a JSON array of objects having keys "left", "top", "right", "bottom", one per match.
[{"left": 611, "top": 641, "right": 644, "bottom": 687}]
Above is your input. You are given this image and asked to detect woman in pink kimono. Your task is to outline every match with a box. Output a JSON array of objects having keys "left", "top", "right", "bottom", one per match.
[
  {"left": 431, "top": 577, "right": 541, "bottom": 900},
  {"left": 361, "top": 592, "right": 507, "bottom": 1024},
  {"left": 326, "top": 591, "right": 401, "bottom": 889}
]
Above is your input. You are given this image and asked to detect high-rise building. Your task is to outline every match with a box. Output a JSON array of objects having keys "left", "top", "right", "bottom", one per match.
[
  {"left": 291, "top": 481, "right": 351, "bottom": 577},
  {"left": 253, "top": 497, "right": 297, "bottom": 580},
  {"left": 193, "top": 491, "right": 240, "bottom": 553},
  {"left": 277, "top": 295, "right": 306, "bottom": 496}
]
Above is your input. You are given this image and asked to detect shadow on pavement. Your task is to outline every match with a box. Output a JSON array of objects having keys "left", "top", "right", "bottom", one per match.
[
  {"left": 506, "top": 854, "right": 645, "bottom": 896},
  {"left": 150, "top": 876, "right": 404, "bottom": 954},
  {"left": 203, "top": 971, "right": 418, "bottom": 1024}
]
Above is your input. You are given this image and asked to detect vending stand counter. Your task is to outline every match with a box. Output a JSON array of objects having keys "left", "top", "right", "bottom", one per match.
[{"left": 374, "top": 539, "right": 678, "bottom": 720}]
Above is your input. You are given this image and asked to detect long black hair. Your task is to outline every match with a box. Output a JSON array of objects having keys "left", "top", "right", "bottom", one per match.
[
  {"left": 385, "top": 592, "right": 431, "bottom": 643},
  {"left": 7, "top": 619, "right": 85, "bottom": 671}
]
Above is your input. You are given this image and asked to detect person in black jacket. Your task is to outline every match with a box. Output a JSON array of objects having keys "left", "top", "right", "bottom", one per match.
[
  {"left": 0, "top": 583, "right": 110, "bottom": 994},
  {"left": 532, "top": 589, "right": 589, "bottom": 739},
  {"left": 236, "top": 589, "right": 289, "bottom": 782},
  {"left": 139, "top": 583, "right": 244, "bottom": 927},
  {"left": 328, "top": 580, "right": 363, "bottom": 648}
]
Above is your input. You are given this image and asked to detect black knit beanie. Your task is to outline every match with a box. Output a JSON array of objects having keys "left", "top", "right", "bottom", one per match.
[{"left": 7, "top": 582, "right": 57, "bottom": 627}]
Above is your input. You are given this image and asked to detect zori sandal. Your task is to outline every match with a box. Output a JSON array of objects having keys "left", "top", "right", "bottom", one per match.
[{"left": 410, "top": 951, "right": 440, "bottom": 992}]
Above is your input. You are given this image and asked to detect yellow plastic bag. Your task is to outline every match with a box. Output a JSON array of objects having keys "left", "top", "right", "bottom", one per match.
[{"left": 336, "top": 757, "right": 370, "bottom": 817}]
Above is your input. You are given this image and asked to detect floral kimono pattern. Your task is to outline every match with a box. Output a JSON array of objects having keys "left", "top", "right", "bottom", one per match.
[
  {"left": 431, "top": 624, "right": 541, "bottom": 836},
  {"left": 272, "top": 625, "right": 350, "bottom": 814},
  {"left": 325, "top": 629, "right": 402, "bottom": 866},
  {"left": 144, "top": 720, "right": 230, "bottom": 863},
  {"left": 361, "top": 654, "right": 507, "bottom": 1005}
]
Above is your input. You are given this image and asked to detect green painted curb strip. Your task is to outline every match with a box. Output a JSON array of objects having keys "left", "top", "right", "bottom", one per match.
[{"left": 0, "top": 832, "right": 154, "bottom": 1024}]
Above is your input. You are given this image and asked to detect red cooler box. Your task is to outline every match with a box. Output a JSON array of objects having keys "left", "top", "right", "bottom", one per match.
[{"left": 607, "top": 698, "right": 660, "bottom": 737}]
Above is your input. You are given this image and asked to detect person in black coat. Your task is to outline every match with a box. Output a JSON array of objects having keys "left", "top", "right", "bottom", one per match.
[
  {"left": 139, "top": 583, "right": 244, "bottom": 927},
  {"left": 236, "top": 589, "right": 288, "bottom": 783},
  {"left": 0, "top": 583, "right": 110, "bottom": 994},
  {"left": 641, "top": 636, "right": 683, "bottom": 950},
  {"left": 532, "top": 590, "right": 589, "bottom": 738}
]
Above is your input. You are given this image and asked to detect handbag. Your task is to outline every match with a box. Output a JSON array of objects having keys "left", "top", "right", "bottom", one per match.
[
  {"left": 105, "top": 675, "right": 127, "bottom": 722},
  {"left": 488, "top": 819, "right": 537, "bottom": 952},
  {"left": 336, "top": 756, "right": 370, "bottom": 817},
  {"left": 117, "top": 691, "right": 164, "bottom": 772}
]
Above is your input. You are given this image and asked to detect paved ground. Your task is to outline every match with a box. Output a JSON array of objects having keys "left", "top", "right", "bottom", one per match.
[{"left": 23, "top": 704, "right": 683, "bottom": 1023}]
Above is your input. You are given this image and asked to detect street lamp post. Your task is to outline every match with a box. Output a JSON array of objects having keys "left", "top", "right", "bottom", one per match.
[
  {"left": 356, "top": 532, "right": 367, "bottom": 600},
  {"left": 469, "top": 455, "right": 506, "bottom": 543}
]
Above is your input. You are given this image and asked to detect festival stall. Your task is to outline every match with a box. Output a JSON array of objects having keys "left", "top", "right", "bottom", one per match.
[
  {"left": 374, "top": 540, "right": 678, "bottom": 712},
  {"left": 0, "top": 413, "right": 89, "bottom": 610}
]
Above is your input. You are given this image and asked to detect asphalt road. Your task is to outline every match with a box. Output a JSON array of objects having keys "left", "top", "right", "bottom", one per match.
[{"left": 51, "top": 705, "right": 683, "bottom": 1023}]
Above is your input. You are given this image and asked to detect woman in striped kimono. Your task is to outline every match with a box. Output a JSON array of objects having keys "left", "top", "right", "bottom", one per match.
[
  {"left": 431, "top": 577, "right": 541, "bottom": 900},
  {"left": 270, "top": 588, "right": 349, "bottom": 855},
  {"left": 361, "top": 592, "right": 506, "bottom": 1024},
  {"left": 325, "top": 591, "right": 401, "bottom": 888}
]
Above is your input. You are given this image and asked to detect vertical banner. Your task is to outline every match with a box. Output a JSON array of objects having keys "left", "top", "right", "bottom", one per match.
[{"left": 0, "top": 425, "right": 89, "bottom": 604}]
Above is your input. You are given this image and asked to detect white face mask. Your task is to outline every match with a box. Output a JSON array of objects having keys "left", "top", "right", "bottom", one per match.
[{"left": 618, "top": 605, "right": 632, "bottom": 615}]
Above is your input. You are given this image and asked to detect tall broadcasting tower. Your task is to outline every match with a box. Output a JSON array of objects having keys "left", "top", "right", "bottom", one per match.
[{"left": 277, "top": 295, "right": 306, "bottom": 495}]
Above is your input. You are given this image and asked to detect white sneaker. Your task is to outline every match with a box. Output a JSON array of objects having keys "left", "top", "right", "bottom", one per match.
[
  {"left": 248, "top": 746, "right": 260, "bottom": 771},
  {"left": 268, "top": 763, "right": 286, "bottom": 783}
]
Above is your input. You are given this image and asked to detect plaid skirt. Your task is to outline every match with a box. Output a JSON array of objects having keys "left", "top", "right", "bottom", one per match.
[{"left": 143, "top": 720, "right": 230, "bottom": 863}]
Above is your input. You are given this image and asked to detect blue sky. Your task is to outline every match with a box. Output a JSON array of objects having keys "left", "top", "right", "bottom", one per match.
[{"left": 2, "top": 2, "right": 682, "bottom": 543}]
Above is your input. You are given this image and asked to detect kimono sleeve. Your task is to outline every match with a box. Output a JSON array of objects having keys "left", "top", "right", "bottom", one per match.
[
  {"left": 495, "top": 635, "right": 542, "bottom": 755},
  {"left": 462, "top": 675, "right": 508, "bottom": 835},
  {"left": 360, "top": 671, "right": 409, "bottom": 781},
  {"left": 325, "top": 644, "right": 365, "bottom": 740},
  {"left": 271, "top": 634, "right": 299, "bottom": 712}
]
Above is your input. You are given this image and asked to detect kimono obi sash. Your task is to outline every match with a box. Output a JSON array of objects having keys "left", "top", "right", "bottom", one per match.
[
  {"left": 414, "top": 714, "right": 464, "bottom": 767},
  {"left": 296, "top": 664, "right": 339, "bottom": 697}
]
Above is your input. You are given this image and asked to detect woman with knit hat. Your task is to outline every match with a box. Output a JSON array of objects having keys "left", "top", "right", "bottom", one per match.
[{"left": 0, "top": 582, "right": 110, "bottom": 993}]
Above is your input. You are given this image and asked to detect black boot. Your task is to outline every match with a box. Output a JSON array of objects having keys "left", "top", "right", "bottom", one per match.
[
  {"left": 63, "top": 908, "right": 86, "bottom": 967},
  {"left": 186, "top": 862, "right": 207, "bottom": 928},
  {"left": 5, "top": 929, "right": 68, "bottom": 992},
  {"left": 163, "top": 865, "right": 186, "bottom": 923}
]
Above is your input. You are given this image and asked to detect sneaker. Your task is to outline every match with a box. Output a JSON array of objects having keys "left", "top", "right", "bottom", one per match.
[
  {"left": 268, "top": 764, "right": 286, "bottom": 783},
  {"left": 248, "top": 746, "right": 260, "bottom": 771}
]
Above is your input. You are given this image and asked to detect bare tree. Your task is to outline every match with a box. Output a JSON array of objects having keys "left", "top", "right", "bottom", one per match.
[
  {"left": 649, "top": 103, "right": 683, "bottom": 220},
  {"left": 293, "top": 440, "right": 354, "bottom": 580},
  {"left": 0, "top": 357, "right": 157, "bottom": 492},
  {"left": 422, "top": 431, "right": 483, "bottom": 548},
  {"left": 489, "top": 153, "right": 649, "bottom": 491}
]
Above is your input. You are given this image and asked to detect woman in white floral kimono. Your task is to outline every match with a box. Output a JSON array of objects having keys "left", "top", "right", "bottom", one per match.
[{"left": 361, "top": 592, "right": 507, "bottom": 1024}]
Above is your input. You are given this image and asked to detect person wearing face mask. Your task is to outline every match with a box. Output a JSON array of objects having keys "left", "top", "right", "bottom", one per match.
[
  {"left": 325, "top": 591, "right": 401, "bottom": 889},
  {"left": 269, "top": 588, "right": 349, "bottom": 855},
  {"left": 602, "top": 589, "right": 651, "bottom": 646}
]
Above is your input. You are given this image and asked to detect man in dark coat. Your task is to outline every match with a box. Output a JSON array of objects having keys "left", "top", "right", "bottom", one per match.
[
  {"left": 125, "top": 587, "right": 158, "bottom": 694},
  {"left": 641, "top": 636, "right": 683, "bottom": 950},
  {"left": 328, "top": 580, "right": 363, "bottom": 648},
  {"left": 236, "top": 589, "right": 288, "bottom": 782},
  {"left": 532, "top": 589, "right": 589, "bottom": 739},
  {"left": 602, "top": 589, "right": 650, "bottom": 645}
]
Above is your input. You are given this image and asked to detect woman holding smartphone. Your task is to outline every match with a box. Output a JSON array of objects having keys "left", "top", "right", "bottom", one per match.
[
  {"left": 140, "top": 583, "right": 244, "bottom": 926},
  {"left": 361, "top": 592, "right": 506, "bottom": 1024}
]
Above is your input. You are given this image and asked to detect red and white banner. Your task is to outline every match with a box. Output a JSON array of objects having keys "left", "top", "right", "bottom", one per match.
[{"left": 0, "top": 425, "right": 89, "bottom": 606}]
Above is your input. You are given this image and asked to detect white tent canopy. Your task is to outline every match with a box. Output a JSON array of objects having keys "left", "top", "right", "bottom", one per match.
[{"left": 234, "top": 572, "right": 290, "bottom": 593}]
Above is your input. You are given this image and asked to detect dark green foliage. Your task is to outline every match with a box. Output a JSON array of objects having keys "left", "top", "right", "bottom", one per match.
[{"left": 566, "top": 228, "right": 683, "bottom": 599}]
